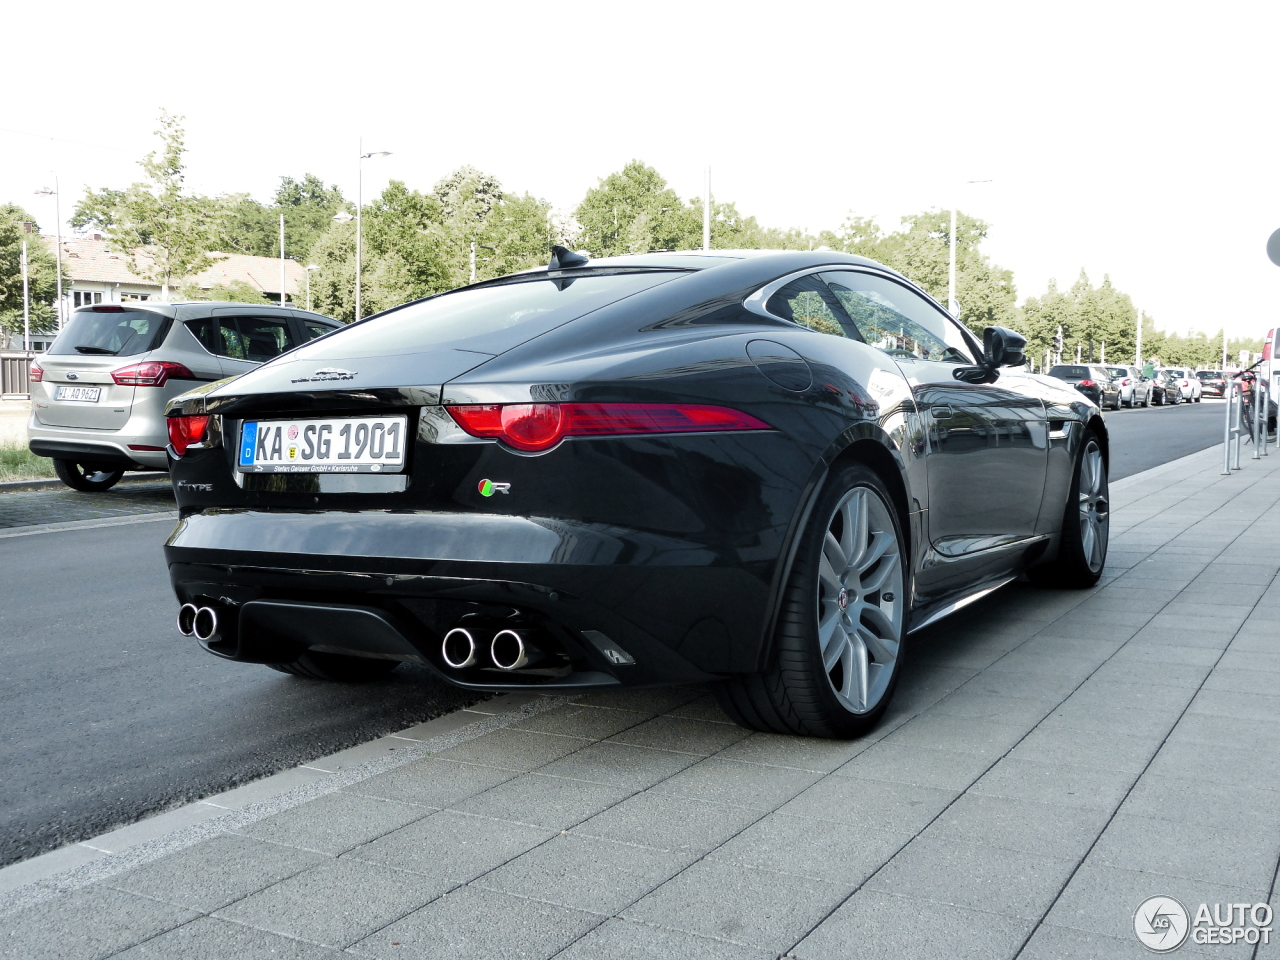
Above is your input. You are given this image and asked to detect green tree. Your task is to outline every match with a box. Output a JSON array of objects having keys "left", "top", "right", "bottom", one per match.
[
  {"left": 276, "top": 174, "right": 345, "bottom": 261},
  {"left": 574, "top": 161, "right": 700, "bottom": 257},
  {"left": 177, "top": 278, "right": 271, "bottom": 303},
  {"left": 75, "top": 111, "right": 229, "bottom": 298},
  {"left": 0, "top": 204, "right": 62, "bottom": 336}
]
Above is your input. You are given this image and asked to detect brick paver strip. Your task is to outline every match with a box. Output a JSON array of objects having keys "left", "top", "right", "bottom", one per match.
[
  {"left": 0, "top": 481, "right": 174, "bottom": 529},
  {"left": 0, "top": 445, "right": 1277, "bottom": 959}
]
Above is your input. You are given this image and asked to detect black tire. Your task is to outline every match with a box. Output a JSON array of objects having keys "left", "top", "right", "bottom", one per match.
[
  {"left": 268, "top": 652, "right": 401, "bottom": 681},
  {"left": 1027, "top": 429, "right": 1109, "bottom": 589},
  {"left": 714, "top": 462, "right": 907, "bottom": 739},
  {"left": 1142, "top": 391, "right": 1150, "bottom": 408},
  {"left": 53, "top": 459, "right": 125, "bottom": 492}
]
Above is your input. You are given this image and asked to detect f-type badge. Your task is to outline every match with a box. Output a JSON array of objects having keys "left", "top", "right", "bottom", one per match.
[
  {"left": 290, "top": 367, "right": 357, "bottom": 384},
  {"left": 478, "top": 479, "right": 511, "bottom": 497}
]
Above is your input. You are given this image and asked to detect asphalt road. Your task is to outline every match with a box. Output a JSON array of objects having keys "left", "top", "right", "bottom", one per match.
[
  {"left": 1101, "top": 395, "right": 1228, "bottom": 479},
  {"left": 0, "top": 519, "right": 485, "bottom": 868},
  {"left": 0, "top": 398, "right": 1229, "bottom": 869}
]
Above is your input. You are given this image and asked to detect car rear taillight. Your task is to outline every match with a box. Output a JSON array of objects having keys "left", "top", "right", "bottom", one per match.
[
  {"left": 446, "top": 403, "right": 773, "bottom": 453},
  {"left": 1182, "top": 380, "right": 1190, "bottom": 387},
  {"left": 28, "top": 361, "right": 43, "bottom": 383},
  {"left": 167, "top": 415, "right": 210, "bottom": 456},
  {"left": 1078, "top": 379, "right": 1096, "bottom": 387},
  {"left": 1121, "top": 378, "right": 1132, "bottom": 386},
  {"left": 111, "top": 361, "right": 195, "bottom": 387}
]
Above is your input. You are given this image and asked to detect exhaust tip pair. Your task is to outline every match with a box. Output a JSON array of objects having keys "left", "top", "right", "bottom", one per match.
[
  {"left": 442, "top": 625, "right": 540, "bottom": 671},
  {"left": 177, "top": 603, "right": 220, "bottom": 642}
]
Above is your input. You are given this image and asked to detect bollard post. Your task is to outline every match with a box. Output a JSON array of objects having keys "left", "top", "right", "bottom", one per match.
[
  {"left": 1253, "top": 381, "right": 1262, "bottom": 460},
  {"left": 1262, "top": 384, "right": 1269, "bottom": 457},
  {"left": 1234, "top": 385, "right": 1244, "bottom": 470},
  {"left": 1224, "top": 379, "right": 1235, "bottom": 474}
]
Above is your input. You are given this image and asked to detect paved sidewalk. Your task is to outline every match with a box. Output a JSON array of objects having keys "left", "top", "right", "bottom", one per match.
[{"left": 2, "top": 444, "right": 1278, "bottom": 959}]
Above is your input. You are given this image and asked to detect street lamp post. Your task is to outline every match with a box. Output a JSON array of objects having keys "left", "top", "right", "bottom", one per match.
[
  {"left": 305, "top": 265, "right": 319, "bottom": 312},
  {"left": 469, "top": 242, "right": 495, "bottom": 283},
  {"left": 34, "top": 181, "right": 63, "bottom": 329},
  {"left": 354, "top": 141, "right": 390, "bottom": 320}
]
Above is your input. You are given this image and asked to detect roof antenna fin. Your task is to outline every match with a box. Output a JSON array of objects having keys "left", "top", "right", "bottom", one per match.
[{"left": 549, "top": 245, "right": 589, "bottom": 270}]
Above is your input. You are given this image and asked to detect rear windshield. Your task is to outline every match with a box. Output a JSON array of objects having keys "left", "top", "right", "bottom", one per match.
[
  {"left": 1197, "top": 371, "right": 1220, "bottom": 379},
  {"left": 1049, "top": 365, "right": 1090, "bottom": 378},
  {"left": 289, "top": 272, "right": 682, "bottom": 360},
  {"left": 1167, "top": 369, "right": 1187, "bottom": 377},
  {"left": 48, "top": 308, "right": 167, "bottom": 357},
  {"left": 1107, "top": 368, "right": 1128, "bottom": 377}
]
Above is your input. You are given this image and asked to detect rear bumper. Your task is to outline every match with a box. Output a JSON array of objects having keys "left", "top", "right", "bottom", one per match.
[
  {"left": 27, "top": 418, "right": 169, "bottom": 469},
  {"left": 165, "top": 509, "right": 780, "bottom": 689}
]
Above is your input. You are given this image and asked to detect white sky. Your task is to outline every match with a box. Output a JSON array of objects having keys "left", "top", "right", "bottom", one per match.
[{"left": 5, "top": 0, "right": 1278, "bottom": 338}]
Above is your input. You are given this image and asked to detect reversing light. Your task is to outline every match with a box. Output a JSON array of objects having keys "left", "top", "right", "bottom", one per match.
[
  {"left": 446, "top": 402, "right": 772, "bottom": 452},
  {"left": 111, "top": 361, "right": 195, "bottom": 387},
  {"left": 167, "top": 415, "right": 210, "bottom": 456},
  {"left": 28, "top": 361, "right": 43, "bottom": 383}
]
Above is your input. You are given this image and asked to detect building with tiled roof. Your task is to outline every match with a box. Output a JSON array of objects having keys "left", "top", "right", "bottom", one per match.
[{"left": 42, "top": 235, "right": 304, "bottom": 310}]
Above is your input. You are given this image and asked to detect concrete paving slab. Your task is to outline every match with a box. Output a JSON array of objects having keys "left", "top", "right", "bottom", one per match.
[
  {"left": 646, "top": 755, "right": 822, "bottom": 809},
  {"left": 1089, "top": 812, "right": 1280, "bottom": 890},
  {"left": 476, "top": 833, "right": 693, "bottom": 915},
  {"left": 0, "top": 885, "right": 197, "bottom": 960},
  {"left": 792, "top": 888, "right": 1033, "bottom": 960},
  {"left": 536, "top": 741, "right": 701, "bottom": 791},
  {"left": 705, "top": 812, "right": 902, "bottom": 885},
  {"left": 553, "top": 917, "right": 775, "bottom": 960},
  {"left": 213, "top": 858, "right": 440, "bottom": 948},
  {"left": 925, "top": 793, "right": 1110, "bottom": 861},
  {"left": 833, "top": 742, "right": 996, "bottom": 792},
  {"left": 232, "top": 791, "right": 432, "bottom": 856},
  {"left": 509, "top": 704, "right": 654, "bottom": 740},
  {"left": 344, "top": 757, "right": 516, "bottom": 807},
  {"left": 453, "top": 772, "right": 630, "bottom": 831},
  {"left": 573, "top": 791, "right": 761, "bottom": 855},
  {"left": 109, "top": 915, "right": 345, "bottom": 958},
  {"left": 969, "top": 756, "right": 1137, "bottom": 810},
  {"left": 623, "top": 858, "right": 851, "bottom": 952},
  {"left": 714, "top": 729, "right": 874, "bottom": 771},
  {"left": 104, "top": 834, "right": 326, "bottom": 913},
  {"left": 605, "top": 715, "right": 751, "bottom": 755},
  {"left": 351, "top": 884, "right": 599, "bottom": 960}
]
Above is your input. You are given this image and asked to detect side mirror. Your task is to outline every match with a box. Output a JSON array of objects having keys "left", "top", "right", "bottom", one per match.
[
  {"left": 953, "top": 326, "right": 1028, "bottom": 384},
  {"left": 983, "top": 326, "right": 1027, "bottom": 368}
]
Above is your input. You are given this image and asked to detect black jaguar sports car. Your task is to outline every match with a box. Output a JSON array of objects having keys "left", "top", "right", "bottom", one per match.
[{"left": 164, "top": 247, "right": 1109, "bottom": 738}]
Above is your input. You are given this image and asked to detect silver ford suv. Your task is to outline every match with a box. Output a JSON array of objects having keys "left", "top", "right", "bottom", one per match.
[{"left": 28, "top": 301, "right": 341, "bottom": 490}]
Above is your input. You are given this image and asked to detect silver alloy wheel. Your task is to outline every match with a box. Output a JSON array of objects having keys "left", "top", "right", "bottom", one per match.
[
  {"left": 1078, "top": 440, "right": 1109, "bottom": 573},
  {"left": 815, "top": 485, "right": 904, "bottom": 714}
]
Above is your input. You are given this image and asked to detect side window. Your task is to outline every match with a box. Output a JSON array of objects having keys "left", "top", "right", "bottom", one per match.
[
  {"left": 205, "top": 317, "right": 299, "bottom": 361},
  {"left": 821, "top": 271, "right": 973, "bottom": 363},
  {"left": 302, "top": 322, "right": 336, "bottom": 342},
  {"left": 764, "top": 274, "right": 852, "bottom": 338}
]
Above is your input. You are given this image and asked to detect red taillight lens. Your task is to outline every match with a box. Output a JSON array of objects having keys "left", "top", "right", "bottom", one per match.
[
  {"left": 1121, "top": 378, "right": 1131, "bottom": 386},
  {"left": 1078, "top": 379, "right": 1096, "bottom": 387},
  {"left": 111, "top": 361, "right": 195, "bottom": 387},
  {"left": 167, "top": 415, "right": 210, "bottom": 456},
  {"left": 446, "top": 403, "right": 772, "bottom": 452},
  {"left": 28, "top": 361, "right": 43, "bottom": 383},
  {"left": 91, "top": 305, "right": 125, "bottom": 312}
]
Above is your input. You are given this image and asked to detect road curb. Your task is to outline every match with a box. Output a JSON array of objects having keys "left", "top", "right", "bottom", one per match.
[
  {"left": 0, "top": 473, "right": 168, "bottom": 495},
  {"left": 0, "top": 692, "right": 559, "bottom": 913}
]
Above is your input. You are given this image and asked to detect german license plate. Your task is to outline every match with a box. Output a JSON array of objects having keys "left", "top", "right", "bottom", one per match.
[
  {"left": 55, "top": 385, "right": 101, "bottom": 402},
  {"left": 239, "top": 416, "right": 408, "bottom": 473}
]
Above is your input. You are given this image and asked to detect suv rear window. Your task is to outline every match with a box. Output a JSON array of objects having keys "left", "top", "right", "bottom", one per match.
[
  {"left": 48, "top": 308, "right": 167, "bottom": 357},
  {"left": 1049, "top": 365, "right": 1090, "bottom": 378},
  {"left": 289, "top": 272, "right": 682, "bottom": 360}
]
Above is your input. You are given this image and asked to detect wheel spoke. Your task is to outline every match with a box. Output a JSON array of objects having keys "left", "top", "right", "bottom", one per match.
[
  {"left": 818, "top": 551, "right": 843, "bottom": 595},
  {"left": 857, "top": 622, "right": 899, "bottom": 663},
  {"left": 851, "top": 631, "right": 870, "bottom": 710},
  {"left": 861, "top": 556, "right": 897, "bottom": 594},
  {"left": 1080, "top": 516, "right": 1096, "bottom": 565},
  {"left": 824, "top": 623, "right": 849, "bottom": 671},
  {"left": 818, "top": 604, "right": 842, "bottom": 655},
  {"left": 857, "top": 530, "right": 895, "bottom": 575},
  {"left": 823, "top": 532, "right": 848, "bottom": 582},
  {"left": 842, "top": 491, "right": 869, "bottom": 572},
  {"left": 857, "top": 600, "right": 896, "bottom": 640}
]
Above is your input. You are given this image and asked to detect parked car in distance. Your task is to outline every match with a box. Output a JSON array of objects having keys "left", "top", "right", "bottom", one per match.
[
  {"left": 27, "top": 301, "right": 342, "bottom": 491},
  {"left": 164, "top": 247, "right": 1111, "bottom": 739},
  {"left": 1106, "top": 366, "right": 1152, "bottom": 408},
  {"left": 1151, "top": 369, "right": 1183, "bottom": 405},
  {"left": 1047, "top": 364, "right": 1120, "bottom": 409},
  {"left": 1197, "top": 370, "right": 1226, "bottom": 398},
  {"left": 1159, "top": 367, "right": 1202, "bottom": 402}
]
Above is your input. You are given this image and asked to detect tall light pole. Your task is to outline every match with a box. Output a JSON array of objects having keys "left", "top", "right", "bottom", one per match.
[
  {"left": 948, "top": 180, "right": 993, "bottom": 318},
  {"left": 353, "top": 141, "right": 391, "bottom": 320},
  {"left": 35, "top": 181, "right": 63, "bottom": 329},
  {"left": 703, "top": 166, "right": 711, "bottom": 251}
]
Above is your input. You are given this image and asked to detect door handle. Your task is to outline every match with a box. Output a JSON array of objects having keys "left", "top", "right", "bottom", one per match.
[{"left": 931, "top": 405, "right": 954, "bottom": 419}]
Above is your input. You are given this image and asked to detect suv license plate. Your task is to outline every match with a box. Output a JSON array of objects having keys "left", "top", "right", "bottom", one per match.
[
  {"left": 239, "top": 416, "right": 408, "bottom": 474},
  {"left": 54, "top": 385, "right": 102, "bottom": 402}
]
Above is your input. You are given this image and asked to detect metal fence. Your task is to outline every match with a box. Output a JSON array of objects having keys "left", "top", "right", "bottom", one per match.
[{"left": 1, "top": 351, "right": 35, "bottom": 400}]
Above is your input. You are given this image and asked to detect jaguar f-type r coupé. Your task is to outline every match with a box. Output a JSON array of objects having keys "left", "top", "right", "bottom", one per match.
[{"left": 164, "top": 248, "right": 1109, "bottom": 738}]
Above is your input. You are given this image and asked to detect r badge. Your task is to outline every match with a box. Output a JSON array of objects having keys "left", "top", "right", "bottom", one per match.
[{"left": 478, "top": 479, "right": 511, "bottom": 497}]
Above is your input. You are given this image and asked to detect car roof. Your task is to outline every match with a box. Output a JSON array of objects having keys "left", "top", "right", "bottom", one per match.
[{"left": 506, "top": 248, "right": 901, "bottom": 281}]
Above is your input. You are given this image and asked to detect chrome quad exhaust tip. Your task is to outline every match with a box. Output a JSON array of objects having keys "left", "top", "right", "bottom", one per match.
[
  {"left": 192, "top": 606, "right": 220, "bottom": 642},
  {"left": 176, "top": 603, "right": 199, "bottom": 637},
  {"left": 441, "top": 626, "right": 481, "bottom": 669},
  {"left": 490, "top": 628, "right": 542, "bottom": 671}
]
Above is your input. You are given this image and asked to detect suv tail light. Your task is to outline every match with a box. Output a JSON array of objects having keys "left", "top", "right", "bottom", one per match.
[
  {"left": 167, "top": 415, "right": 210, "bottom": 456},
  {"left": 1078, "top": 379, "right": 1096, "bottom": 387},
  {"left": 1121, "top": 378, "right": 1131, "bottom": 386},
  {"left": 111, "top": 361, "right": 194, "bottom": 387},
  {"left": 446, "top": 403, "right": 772, "bottom": 453},
  {"left": 28, "top": 360, "right": 43, "bottom": 383}
]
